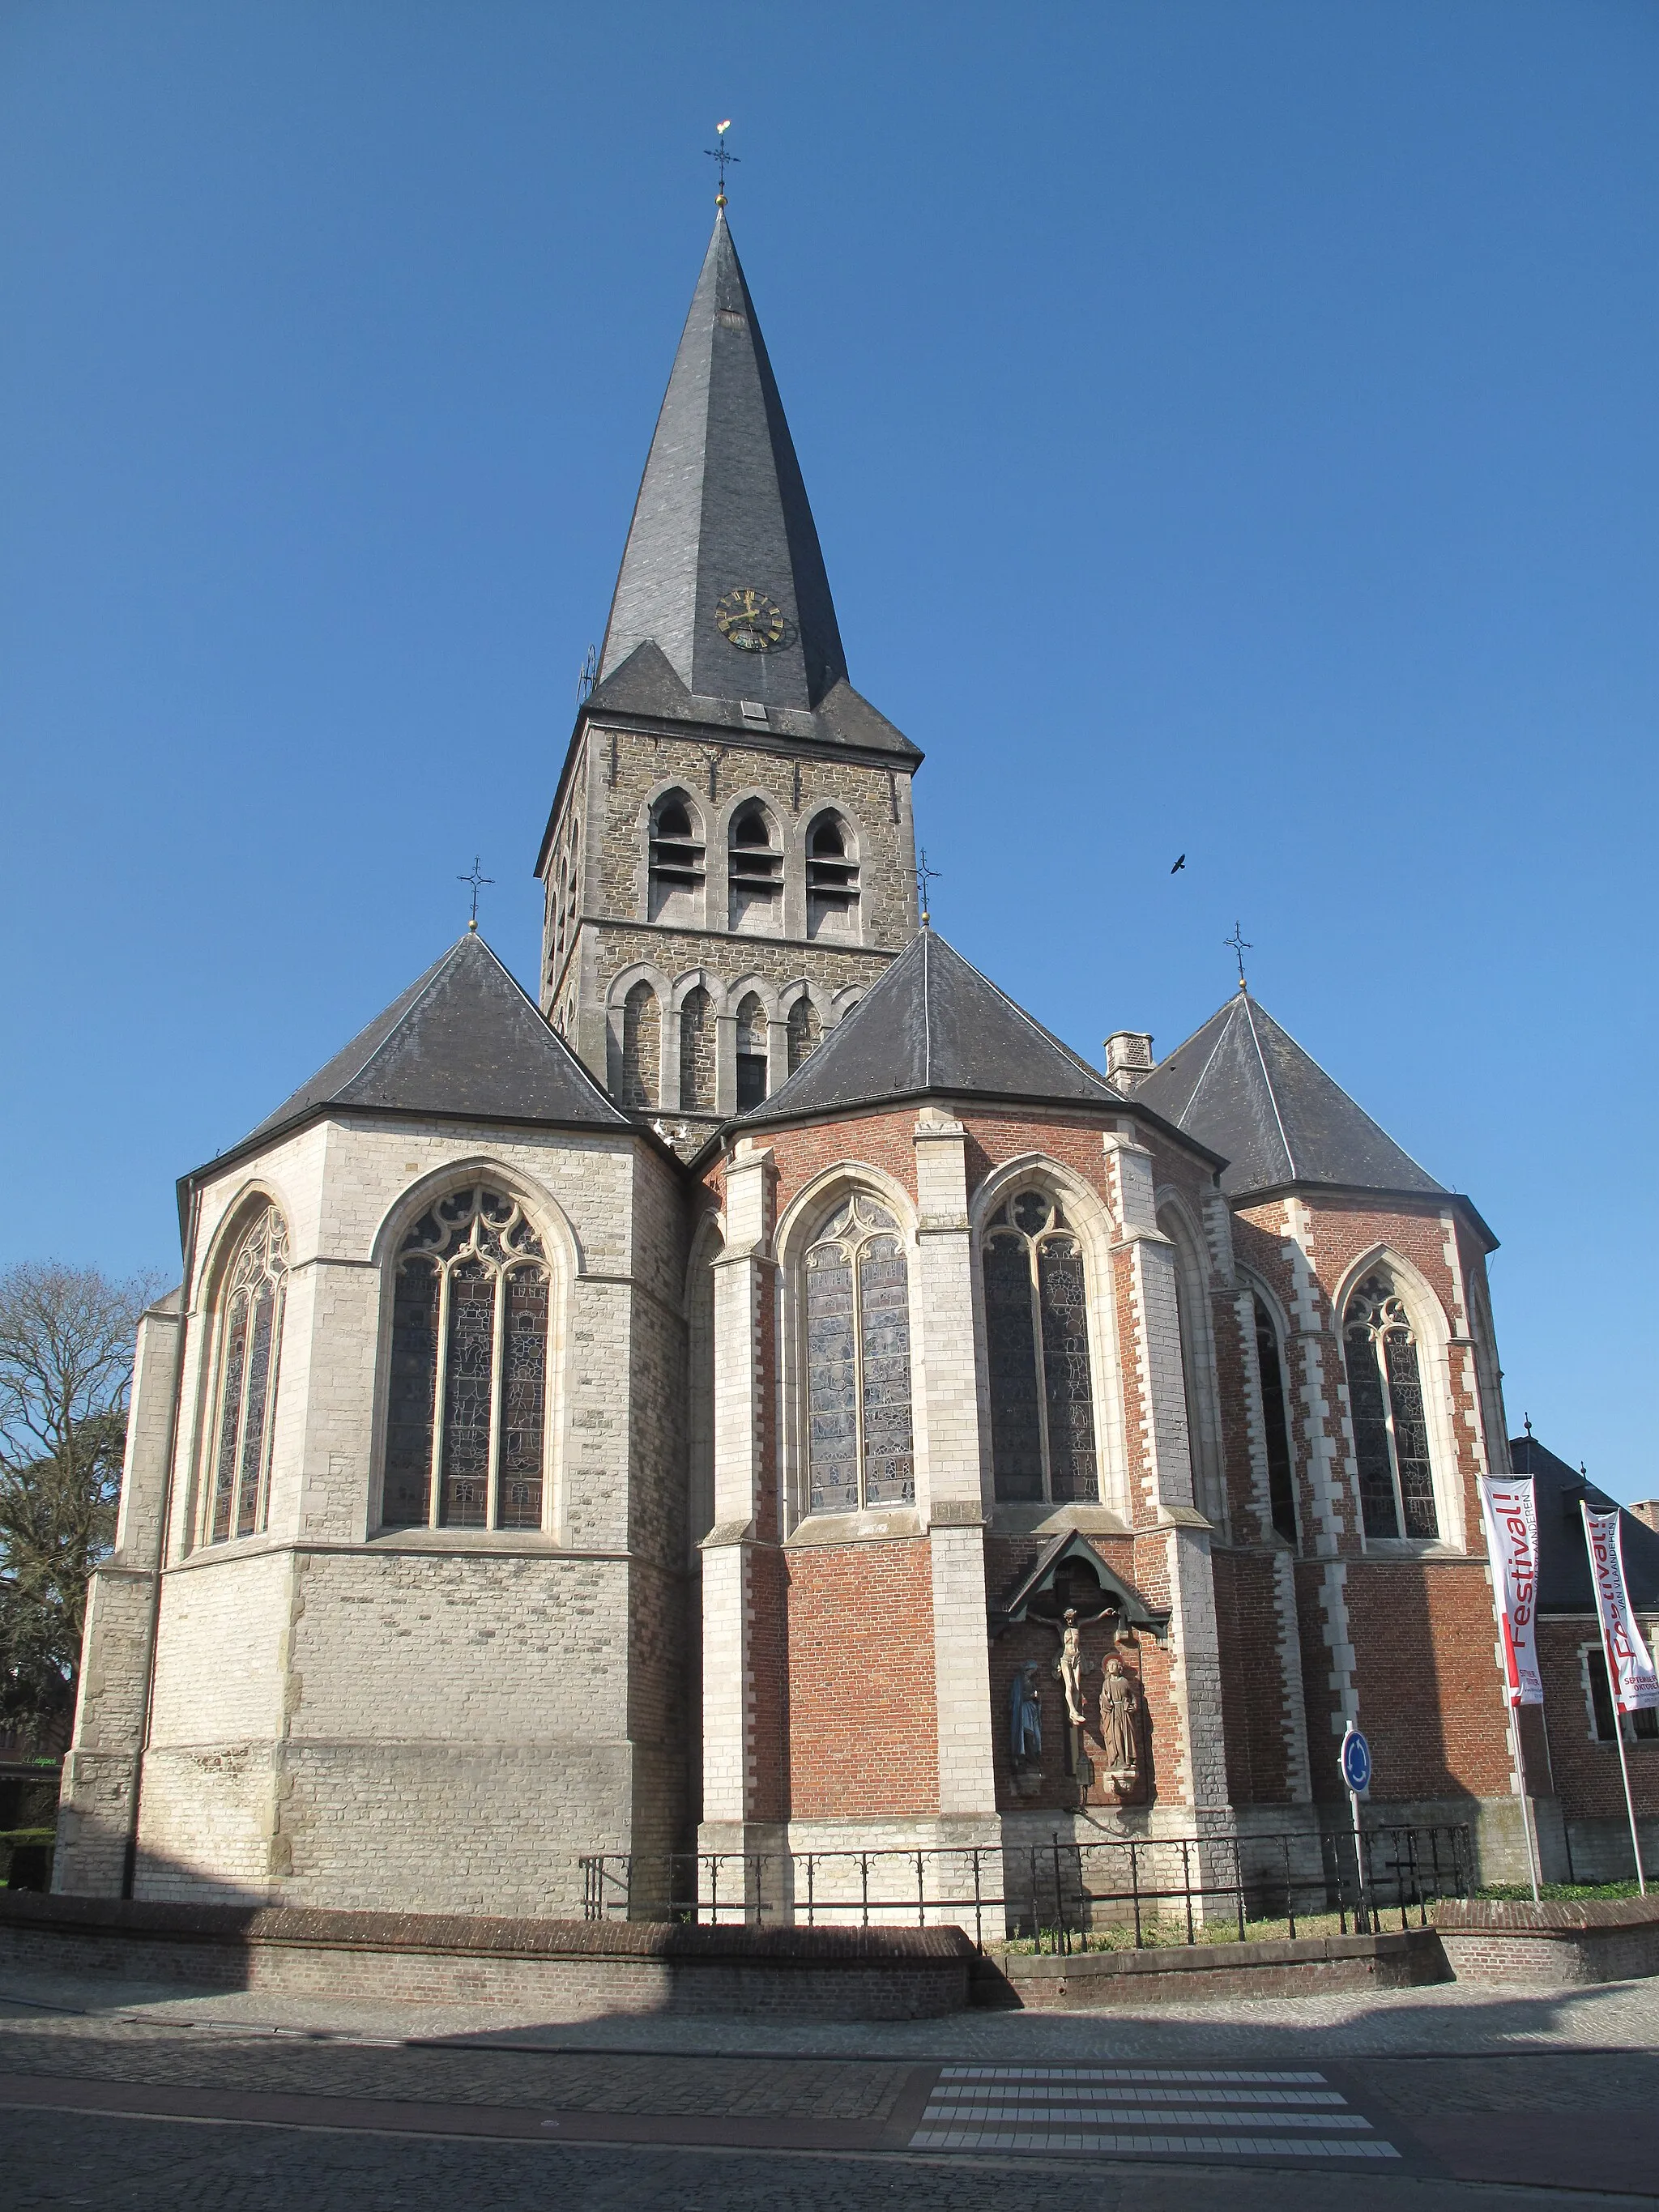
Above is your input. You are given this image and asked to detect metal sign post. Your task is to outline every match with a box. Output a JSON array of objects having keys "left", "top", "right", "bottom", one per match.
[{"left": 1341, "top": 1725, "right": 1372, "bottom": 1933}]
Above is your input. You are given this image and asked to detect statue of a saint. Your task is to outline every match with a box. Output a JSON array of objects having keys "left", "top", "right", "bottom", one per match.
[
  {"left": 1009, "top": 1663, "right": 1043, "bottom": 1767},
  {"left": 1056, "top": 1609, "right": 1087, "bottom": 1727},
  {"left": 1099, "top": 1656, "right": 1143, "bottom": 1779}
]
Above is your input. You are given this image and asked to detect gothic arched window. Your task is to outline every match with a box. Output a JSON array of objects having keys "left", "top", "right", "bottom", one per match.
[
  {"left": 679, "top": 985, "right": 714, "bottom": 1111},
  {"left": 786, "top": 995, "right": 821, "bottom": 1073},
  {"left": 982, "top": 1189, "right": 1098, "bottom": 1503},
  {"left": 619, "top": 981, "right": 659, "bottom": 1109},
  {"left": 207, "top": 1202, "right": 288, "bottom": 1543},
  {"left": 1343, "top": 1272, "right": 1438, "bottom": 1539},
  {"left": 735, "top": 992, "right": 768, "bottom": 1111},
  {"left": 728, "top": 801, "right": 782, "bottom": 932},
  {"left": 805, "top": 811, "right": 859, "bottom": 940},
  {"left": 1252, "top": 1294, "right": 1298, "bottom": 1544},
  {"left": 382, "top": 1187, "right": 551, "bottom": 1532},
  {"left": 648, "top": 791, "right": 703, "bottom": 924},
  {"left": 804, "top": 1193, "right": 913, "bottom": 1514}
]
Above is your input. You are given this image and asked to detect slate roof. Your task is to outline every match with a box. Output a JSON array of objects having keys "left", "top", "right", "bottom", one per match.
[
  {"left": 241, "top": 931, "right": 629, "bottom": 1149},
  {"left": 1509, "top": 1432, "right": 1659, "bottom": 1614},
  {"left": 735, "top": 928, "right": 1135, "bottom": 1126},
  {"left": 1133, "top": 988, "right": 1444, "bottom": 1202},
  {"left": 588, "top": 214, "right": 917, "bottom": 760}
]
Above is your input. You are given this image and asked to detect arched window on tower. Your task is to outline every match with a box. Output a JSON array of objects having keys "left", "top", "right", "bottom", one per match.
[
  {"left": 804, "top": 1194, "right": 914, "bottom": 1515},
  {"left": 805, "top": 811, "right": 859, "bottom": 940},
  {"left": 982, "top": 1189, "right": 1098, "bottom": 1504},
  {"left": 1252, "top": 1294, "right": 1298, "bottom": 1545},
  {"left": 735, "top": 992, "right": 768, "bottom": 1111},
  {"left": 206, "top": 1202, "right": 289, "bottom": 1543},
  {"left": 679, "top": 985, "right": 714, "bottom": 1113},
  {"left": 787, "top": 995, "right": 821, "bottom": 1073},
  {"left": 1343, "top": 1272, "right": 1438, "bottom": 1539},
  {"left": 620, "top": 982, "right": 659, "bottom": 1109},
  {"left": 382, "top": 1187, "right": 551, "bottom": 1532},
  {"left": 728, "top": 801, "right": 782, "bottom": 932},
  {"left": 648, "top": 791, "right": 703, "bottom": 924}
]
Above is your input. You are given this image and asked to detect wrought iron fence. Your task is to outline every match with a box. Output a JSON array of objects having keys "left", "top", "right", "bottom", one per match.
[{"left": 579, "top": 1821, "right": 1473, "bottom": 1952}]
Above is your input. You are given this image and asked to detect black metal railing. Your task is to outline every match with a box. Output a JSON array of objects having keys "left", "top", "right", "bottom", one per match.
[{"left": 578, "top": 1821, "right": 1473, "bottom": 1952}]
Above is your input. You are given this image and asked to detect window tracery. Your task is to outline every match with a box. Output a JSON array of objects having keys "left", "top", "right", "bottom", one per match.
[
  {"left": 620, "top": 981, "right": 659, "bottom": 1109},
  {"left": 805, "top": 812, "right": 859, "bottom": 940},
  {"left": 1343, "top": 1272, "right": 1438, "bottom": 1539},
  {"left": 207, "top": 1204, "right": 288, "bottom": 1544},
  {"left": 1252, "top": 1294, "right": 1298, "bottom": 1544},
  {"left": 982, "top": 1189, "right": 1098, "bottom": 1503},
  {"left": 804, "top": 1194, "right": 914, "bottom": 1515},
  {"left": 735, "top": 992, "right": 768, "bottom": 1112},
  {"left": 648, "top": 791, "right": 703, "bottom": 925},
  {"left": 728, "top": 801, "right": 782, "bottom": 932},
  {"left": 382, "top": 1187, "right": 551, "bottom": 1532}
]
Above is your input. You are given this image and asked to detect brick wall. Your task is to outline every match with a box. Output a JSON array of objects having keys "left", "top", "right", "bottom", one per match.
[{"left": 784, "top": 1540, "right": 938, "bottom": 1818}]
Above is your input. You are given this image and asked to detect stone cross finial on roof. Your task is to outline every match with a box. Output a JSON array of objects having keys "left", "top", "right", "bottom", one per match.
[{"left": 458, "top": 856, "right": 494, "bottom": 931}]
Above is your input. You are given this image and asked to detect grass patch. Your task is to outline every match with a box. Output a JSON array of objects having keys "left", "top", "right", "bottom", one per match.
[{"left": 1477, "top": 1881, "right": 1644, "bottom": 1903}]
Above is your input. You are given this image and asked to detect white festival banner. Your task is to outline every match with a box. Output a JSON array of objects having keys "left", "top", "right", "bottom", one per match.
[
  {"left": 1480, "top": 1477, "right": 1543, "bottom": 1707},
  {"left": 1583, "top": 1505, "right": 1659, "bottom": 1715}
]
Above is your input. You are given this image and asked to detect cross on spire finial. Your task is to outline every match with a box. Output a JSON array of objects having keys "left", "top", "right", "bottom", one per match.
[
  {"left": 1224, "top": 921, "right": 1252, "bottom": 990},
  {"left": 458, "top": 855, "right": 494, "bottom": 931},
  {"left": 705, "top": 120, "right": 738, "bottom": 209},
  {"left": 916, "top": 848, "right": 943, "bottom": 929}
]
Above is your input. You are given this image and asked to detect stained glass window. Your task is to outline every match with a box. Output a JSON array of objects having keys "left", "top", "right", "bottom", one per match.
[
  {"left": 620, "top": 982, "right": 659, "bottom": 1109},
  {"left": 381, "top": 1187, "right": 551, "bottom": 1532},
  {"left": 981, "top": 1190, "right": 1098, "bottom": 1504},
  {"left": 1252, "top": 1294, "right": 1298, "bottom": 1544},
  {"left": 804, "top": 1194, "right": 913, "bottom": 1513},
  {"left": 207, "top": 1203, "right": 288, "bottom": 1545},
  {"left": 679, "top": 986, "right": 714, "bottom": 1112},
  {"left": 1343, "top": 1273, "right": 1439, "bottom": 1541}
]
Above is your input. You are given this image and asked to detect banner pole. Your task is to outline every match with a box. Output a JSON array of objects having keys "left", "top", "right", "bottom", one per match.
[
  {"left": 1583, "top": 1500, "right": 1648, "bottom": 1896},
  {"left": 1612, "top": 1704, "right": 1646, "bottom": 1897},
  {"left": 1506, "top": 1697, "right": 1542, "bottom": 1903}
]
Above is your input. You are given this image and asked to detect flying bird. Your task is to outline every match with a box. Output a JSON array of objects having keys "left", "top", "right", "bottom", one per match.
[{"left": 1171, "top": 855, "right": 1186, "bottom": 873}]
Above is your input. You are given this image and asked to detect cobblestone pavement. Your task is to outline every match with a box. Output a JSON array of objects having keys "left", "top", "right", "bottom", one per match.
[
  {"left": 6, "top": 1964, "right": 1659, "bottom": 2056},
  {"left": 2, "top": 2110, "right": 1653, "bottom": 2211},
  {"left": 2, "top": 1974, "right": 1659, "bottom": 2204}
]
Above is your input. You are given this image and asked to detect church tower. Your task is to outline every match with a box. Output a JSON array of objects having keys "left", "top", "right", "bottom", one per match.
[{"left": 536, "top": 212, "right": 921, "bottom": 1148}]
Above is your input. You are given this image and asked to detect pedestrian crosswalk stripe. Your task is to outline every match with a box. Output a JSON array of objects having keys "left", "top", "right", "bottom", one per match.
[{"left": 913, "top": 2065, "right": 1397, "bottom": 2162}]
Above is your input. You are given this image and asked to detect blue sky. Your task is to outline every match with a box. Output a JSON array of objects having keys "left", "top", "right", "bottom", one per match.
[{"left": 1, "top": 2, "right": 1653, "bottom": 1491}]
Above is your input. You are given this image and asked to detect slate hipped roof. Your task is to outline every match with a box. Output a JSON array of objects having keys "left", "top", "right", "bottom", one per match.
[
  {"left": 241, "top": 931, "right": 629, "bottom": 1149},
  {"left": 1508, "top": 1432, "right": 1659, "bottom": 1614},
  {"left": 735, "top": 928, "right": 1146, "bottom": 1127},
  {"left": 1133, "top": 987, "right": 1444, "bottom": 1203},
  {"left": 586, "top": 214, "right": 917, "bottom": 760}
]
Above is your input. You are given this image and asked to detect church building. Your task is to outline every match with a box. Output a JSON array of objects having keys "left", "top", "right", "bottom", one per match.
[{"left": 57, "top": 207, "right": 1594, "bottom": 1920}]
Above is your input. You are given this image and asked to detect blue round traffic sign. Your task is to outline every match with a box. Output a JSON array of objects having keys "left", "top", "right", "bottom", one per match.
[{"left": 1341, "top": 1727, "right": 1372, "bottom": 1796}]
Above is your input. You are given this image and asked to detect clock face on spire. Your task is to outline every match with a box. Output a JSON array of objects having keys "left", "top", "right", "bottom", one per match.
[{"left": 714, "top": 587, "right": 787, "bottom": 652}]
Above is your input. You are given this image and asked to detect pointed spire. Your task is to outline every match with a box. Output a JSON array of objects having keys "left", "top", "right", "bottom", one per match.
[{"left": 597, "top": 213, "right": 847, "bottom": 714}]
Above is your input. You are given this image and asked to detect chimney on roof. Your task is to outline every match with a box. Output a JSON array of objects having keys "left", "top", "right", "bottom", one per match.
[
  {"left": 1629, "top": 1502, "right": 1659, "bottom": 1534},
  {"left": 1105, "top": 1031, "right": 1154, "bottom": 1093}
]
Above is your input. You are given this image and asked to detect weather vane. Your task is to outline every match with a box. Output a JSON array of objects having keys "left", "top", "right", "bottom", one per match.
[
  {"left": 706, "top": 120, "right": 738, "bottom": 208},
  {"left": 458, "top": 856, "right": 494, "bottom": 931},
  {"left": 916, "top": 848, "right": 943, "bottom": 928},
  {"left": 1224, "top": 921, "right": 1252, "bottom": 990}
]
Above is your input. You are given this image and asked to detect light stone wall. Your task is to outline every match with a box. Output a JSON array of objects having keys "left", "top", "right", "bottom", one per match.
[{"left": 61, "top": 1105, "right": 695, "bottom": 1910}]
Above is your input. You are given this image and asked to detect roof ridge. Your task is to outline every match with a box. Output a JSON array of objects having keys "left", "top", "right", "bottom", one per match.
[
  {"left": 1239, "top": 991, "right": 1298, "bottom": 1182},
  {"left": 1172, "top": 996, "right": 1241, "bottom": 1132},
  {"left": 932, "top": 932, "right": 1121, "bottom": 1099},
  {"left": 922, "top": 928, "right": 932, "bottom": 1086}
]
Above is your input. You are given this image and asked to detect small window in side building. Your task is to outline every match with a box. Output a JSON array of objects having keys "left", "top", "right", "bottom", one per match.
[{"left": 1584, "top": 1646, "right": 1659, "bottom": 1741}]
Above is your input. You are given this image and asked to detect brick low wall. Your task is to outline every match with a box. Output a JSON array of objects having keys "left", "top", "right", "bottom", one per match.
[
  {"left": 0, "top": 1894, "right": 972, "bottom": 2020},
  {"left": 981, "top": 1929, "right": 1449, "bottom": 2008},
  {"left": 1434, "top": 1896, "right": 1659, "bottom": 1987}
]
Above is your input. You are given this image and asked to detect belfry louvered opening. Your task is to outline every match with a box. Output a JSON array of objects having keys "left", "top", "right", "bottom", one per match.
[
  {"left": 805, "top": 810, "right": 859, "bottom": 940},
  {"left": 728, "top": 801, "right": 782, "bottom": 931},
  {"left": 648, "top": 791, "right": 705, "bottom": 925}
]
